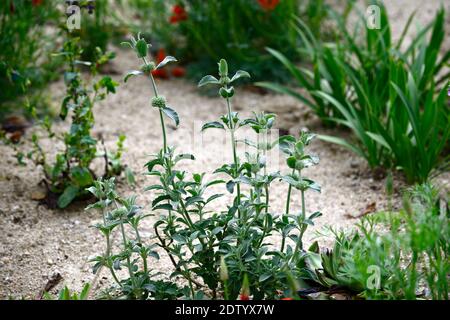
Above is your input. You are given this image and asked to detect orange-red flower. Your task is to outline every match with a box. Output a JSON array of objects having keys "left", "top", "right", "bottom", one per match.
[
  {"left": 258, "top": 0, "right": 280, "bottom": 11},
  {"left": 156, "top": 48, "right": 166, "bottom": 64},
  {"left": 281, "top": 297, "right": 294, "bottom": 300},
  {"left": 239, "top": 294, "right": 250, "bottom": 301},
  {"left": 152, "top": 69, "right": 169, "bottom": 79},
  {"left": 169, "top": 4, "right": 187, "bottom": 24},
  {"left": 32, "top": 0, "right": 44, "bottom": 6},
  {"left": 171, "top": 66, "right": 186, "bottom": 78}
]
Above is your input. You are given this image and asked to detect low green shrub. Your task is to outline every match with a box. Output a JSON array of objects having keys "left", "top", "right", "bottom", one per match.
[
  {"left": 87, "top": 34, "right": 325, "bottom": 300},
  {"left": 27, "top": 37, "right": 127, "bottom": 208}
]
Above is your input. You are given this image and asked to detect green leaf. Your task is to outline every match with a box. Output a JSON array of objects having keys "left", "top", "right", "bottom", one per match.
[
  {"left": 185, "top": 196, "right": 203, "bottom": 207},
  {"left": 135, "top": 39, "right": 148, "bottom": 58},
  {"left": 57, "top": 185, "right": 80, "bottom": 208},
  {"left": 153, "top": 204, "right": 173, "bottom": 211},
  {"left": 201, "top": 121, "right": 225, "bottom": 131},
  {"left": 145, "top": 158, "right": 163, "bottom": 171},
  {"left": 259, "top": 273, "right": 272, "bottom": 282},
  {"left": 308, "top": 241, "right": 320, "bottom": 254},
  {"left": 125, "top": 167, "right": 136, "bottom": 187},
  {"left": 317, "top": 134, "right": 365, "bottom": 159},
  {"left": 256, "top": 82, "right": 316, "bottom": 111},
  {"left": 64, "top": 72, "right": 78, "bottom": 85},
  {"left": 144, "top": 184, "right": 163, "bottom": 192},
  {"left": 230, "top": 70, "right": 250, "bottom": 83},
  {"left": 226, "top": 180, "right": 235, "bottom": 194},
  {"left": 156, "top": 56, "right": 177, "bottom": 70},
  {"left": 366, "top": 132, "right": 392, "bottom": 151},
  {"left": 98, "top": 76, "right": 118, "bottom": 94},
  {"left": 79, "top": 284, "right": 90, "bottom": 300},
  {"left": 70, "top": 167, "right": 94, "bottom": 187},
  {"left": 206, "top": 194, "right": 223, "bottom": 204},
  {"left": 286, "top": 156, "right": 297, "bottom": 169},
  {"left": 218, "top": 59, "right": 228, "bottom": 77},
  {"left": 120, "top": 41, "right": 133, "bottom": 49},
  {"left": 198, "top": 75, "right": 220, "bottom": 87},
  {"left": 162, "top": 106, "right": 179, "bottom": 127},
  {"left": 60, "top": 96, "right": 70, "bottom": 120},
  {"left": 172, "top": 234, "right": 186, "bottom": 244},
  {"left": 124, "top": 70, "right": 143, "bottom": 83},
  {"left": 174, "top": 153, "right": 195, "bottom": 163},
  {"left": 152, "top": 194, "right": 172, "bottom": 207},
  {"left": 74, "top": 60, "right": 92, "bottom": 67}
]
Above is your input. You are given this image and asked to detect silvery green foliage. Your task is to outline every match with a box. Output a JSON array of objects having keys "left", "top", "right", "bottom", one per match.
[{"left": 89, "top": 46, "right": 324, "bottom": 300}]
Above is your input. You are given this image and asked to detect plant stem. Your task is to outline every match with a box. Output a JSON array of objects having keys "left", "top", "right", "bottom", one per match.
[
  {"left": 158, "top": 107, "right": 168, "bottom": 152},
  {"left": 134, "top": 227, "right": 148, "bottom": 274},
  {"left": 226, "top": 96, "right": 241, "bottom": 215},
  {"left": 281, "top": 168, "right": 296, "bottom": 252},
  {"left": 223, "top": 280, "right": 230, "bottom": 300},
  {"left": 301, "top": 190, "right": 306, "bottom": 219},
  {"left": 114, "top": 201, "right": 137, "bottom": 294},
  {"left": 143, "top": 57, "right": 168, "bottom": 153},
  {"left": 285, "top": 168, "right": 295, "bottom": 214},
  {"left": 101, "top": 202, "right": 122, "bottom": 287}
]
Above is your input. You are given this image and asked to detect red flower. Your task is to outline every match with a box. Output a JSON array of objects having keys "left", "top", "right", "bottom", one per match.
[
  {"left": 239, "top": 294, "right": 250, "bottom": 301},
  {"left": 281, "top": 297, "right": 294, "bottom": 300},
  {"left": 171, "top": 66, "right": 186, "bottom": 78},
  {"left": 32, "top": 0, "right": 44, "bottom": 6},
  {"left": 173, "top": 4, "right": 186, "bottom": 16},
  {"left": 169, "top": 4, "right": 187, "bottom": 24},
  {"left": 155, "top": 48, "right": 166, "bottom": 64},
  {"left": 152, "top": 69, "right": 169, "bottom": 79},
  {"left": 258, "top": 0, "right": 279, "bottom": 11}
]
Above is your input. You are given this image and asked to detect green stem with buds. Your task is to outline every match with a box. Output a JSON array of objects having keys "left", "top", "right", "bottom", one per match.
[
  {"left": 114, "top": 200, "right": 138, "bottom": 296},
  {"left": 226, "top": 95, "right": 241, "bottom": 213},
  {"left": 101, "top": 201, "right": 122, "bottom": 287},
  {"left": 143, "top": 57, "right": 168, "bottom": 153},
  {"left": 281, "top": 168, "right": 296, "bottom": 252}
]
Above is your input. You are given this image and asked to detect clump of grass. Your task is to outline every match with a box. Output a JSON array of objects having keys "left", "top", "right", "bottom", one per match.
[{"left": 258, "top": 2, "right": 449, "bottom": 183}]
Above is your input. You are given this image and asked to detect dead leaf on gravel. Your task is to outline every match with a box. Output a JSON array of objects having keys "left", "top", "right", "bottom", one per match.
[
  {"left": 31, "top": 190, "right": 47, "bottom": 201},
  {"left": 2, "top": 115, "right": 30, "bottom": 133},
  {"left": 37, "top": 272, "right": 63, "bottom": 299},
  {"left": 345, "top": 202, "right": 377, "bottom": 219},
  {"left": 330, "top": 293, "right": 352, "bottom": 300},
  {"left": 8, "top": 130, "right": 23, "bottom": 144}
]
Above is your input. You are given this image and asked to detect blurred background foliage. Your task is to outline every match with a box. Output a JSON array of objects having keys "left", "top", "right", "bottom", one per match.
[{"left": 0, "top": 0, "right": 336, "bottom": 119}]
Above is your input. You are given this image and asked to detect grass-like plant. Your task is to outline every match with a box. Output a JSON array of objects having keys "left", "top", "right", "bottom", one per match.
[
  {"left": 258, "top": 3, "right": 449, "bottom": 183},
  {"left": 43, "top": 283, "right": 91, "bottom": 300}
]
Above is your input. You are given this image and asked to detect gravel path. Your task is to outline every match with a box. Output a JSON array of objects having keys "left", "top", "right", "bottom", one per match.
[{"left": 0, "top": 0, "right": 448, "bottom": 299}]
